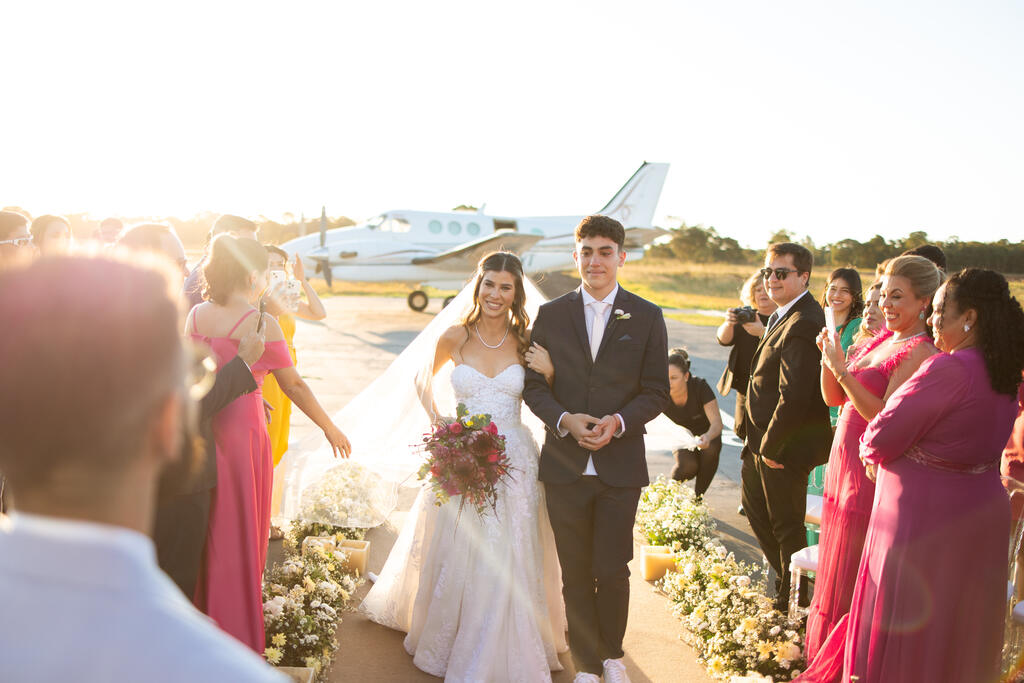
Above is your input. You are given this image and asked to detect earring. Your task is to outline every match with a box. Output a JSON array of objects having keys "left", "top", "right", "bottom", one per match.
[
  {"left": 918, "top": 310, "right": 926, "bottom": 320},
  {"left": 964, "top": 324, "right": 970, "bottom": 332}
]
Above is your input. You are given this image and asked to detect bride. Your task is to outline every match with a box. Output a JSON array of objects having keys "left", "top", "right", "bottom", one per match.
[{"left": 359, "top": 251, "right": 567, "bottom": 680}]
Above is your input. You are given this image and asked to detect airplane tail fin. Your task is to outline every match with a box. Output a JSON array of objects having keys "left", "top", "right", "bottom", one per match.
[{"left": 598, "top": 162, "right": 670, "bottom": 228}]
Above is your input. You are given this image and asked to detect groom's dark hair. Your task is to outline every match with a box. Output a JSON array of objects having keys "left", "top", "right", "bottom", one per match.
[{"left": 575, "top": 215, "right": 625, "bottom": 251}]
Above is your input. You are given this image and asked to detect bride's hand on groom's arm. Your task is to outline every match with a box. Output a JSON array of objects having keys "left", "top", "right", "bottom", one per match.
[{"left": 524, "top": 342, "right": 554, "bottom": 385}]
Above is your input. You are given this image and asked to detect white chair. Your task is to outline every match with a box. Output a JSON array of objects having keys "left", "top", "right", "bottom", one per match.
[
  {"left": 1001, "top": 476, "right": 1024, "bottom": 678},
  {"left": 805, "top": 494, "right": 824, "bottom": 526},
  {"left": 788, "top": 544, "right": 819, "bottom": 620}
]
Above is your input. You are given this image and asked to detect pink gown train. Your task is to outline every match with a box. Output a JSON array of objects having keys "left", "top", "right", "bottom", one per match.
[
  {"left": 843, "top": 348, "right": 1015, "bottom": 682},
  {"left": 191, "top": 309, "right": 293, "bottom": 652}
]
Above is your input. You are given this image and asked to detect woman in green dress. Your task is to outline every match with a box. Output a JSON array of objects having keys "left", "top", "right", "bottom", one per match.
[{"left": 820, "top": 268, "right": 865, "bottom": 427}]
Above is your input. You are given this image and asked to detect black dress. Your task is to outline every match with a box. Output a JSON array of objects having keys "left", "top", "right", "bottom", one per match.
[
  {"left": 665, "top": 376, "right": 722, "bottom": 497},
  {"left": 716, "top": 312, "right": 770, "bottom": 451}
]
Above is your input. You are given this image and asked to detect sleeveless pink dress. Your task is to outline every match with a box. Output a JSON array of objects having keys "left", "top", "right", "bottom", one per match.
[
  {"left": 191, "top": 308, "right": 293, "bottom": 652},
  {"left": 798, "top": 331, "right": 933, "bottom": 682},
  {"left": 842, "top": 348, "right": 1015, "bottom": 683}
]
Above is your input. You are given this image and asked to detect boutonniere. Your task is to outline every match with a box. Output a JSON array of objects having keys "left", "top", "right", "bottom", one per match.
[{"left": 614, "top": 309, "right": 631, "bottom": 320}]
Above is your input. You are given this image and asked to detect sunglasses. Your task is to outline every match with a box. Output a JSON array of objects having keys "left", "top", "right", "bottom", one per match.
[
  {"left": 760, "top": 267, "right": 801, "bottom": 281},
  {"left": 0, "top": 237, "right": 32, "bottom": 247}
]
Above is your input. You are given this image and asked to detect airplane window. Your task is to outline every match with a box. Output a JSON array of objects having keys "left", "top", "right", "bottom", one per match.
[
  {"left": 448, "top": 221, "right": 461, "bottom": 235},
  {"left": 391, "top": 218, "right": 411, "bottom": 233},
  {"left": 466, "top": 222, "right": 480, "bottom": 236},
  {"left": 367, "top": 215, "right": 385, "bottom": 230},
  {"left": 429, "top": 220, "right": 443, "bottom": 234}
]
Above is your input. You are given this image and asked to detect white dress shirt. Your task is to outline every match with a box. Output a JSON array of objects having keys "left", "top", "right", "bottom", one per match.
[
  {"left": 767, "top": 288, "right": 809, "bottom": 330},
  {"left": 0, "top": 512, "right": 286, "bottom": 683},
  {"left": 556, "top": 285, "right": 626, "bottom": 476}
]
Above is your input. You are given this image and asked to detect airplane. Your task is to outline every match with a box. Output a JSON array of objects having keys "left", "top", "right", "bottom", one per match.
[{"left": 281, "top": 162, "right": 670, "bottom": 311}]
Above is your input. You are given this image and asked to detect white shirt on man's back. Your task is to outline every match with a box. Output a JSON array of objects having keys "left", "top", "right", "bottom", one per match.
[{"left": 0, "top": 512, "right": 286, "bottom": 683}]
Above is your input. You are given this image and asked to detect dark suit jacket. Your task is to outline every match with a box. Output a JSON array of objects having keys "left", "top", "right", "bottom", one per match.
[
  {"left": 744, "top": 291, "right": 831, "bottom": 470},
  {"left": 157, "top": 355, "right": 256, "bottom": 501},
  {"left": 523, "top": 287, "right": 670, "bottom": 487}
]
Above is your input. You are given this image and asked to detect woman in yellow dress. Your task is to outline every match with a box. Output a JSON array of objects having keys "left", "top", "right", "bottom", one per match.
[{"left": 262, "top": 246, "right": 327, "bottom": 534}]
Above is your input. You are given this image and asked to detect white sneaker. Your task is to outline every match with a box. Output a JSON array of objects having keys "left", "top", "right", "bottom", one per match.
[
  {"left": 573, "top": 673, "right": 601, "bottom": 683},
  {"left": 603, "top": 658, "right": 631, "bottom": 683}
]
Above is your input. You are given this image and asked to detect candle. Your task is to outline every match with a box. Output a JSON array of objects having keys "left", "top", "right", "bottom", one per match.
[
  {"left": 337, "top": 539, "right": 370, "bottom": 576},
  {"left": 641, "top": 545, "right": 678, "bottom": 581}
]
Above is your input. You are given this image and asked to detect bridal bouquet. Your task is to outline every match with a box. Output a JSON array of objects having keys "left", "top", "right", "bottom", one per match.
[{"left": 418, "top": 402, "right": 511, "bottom": 517}]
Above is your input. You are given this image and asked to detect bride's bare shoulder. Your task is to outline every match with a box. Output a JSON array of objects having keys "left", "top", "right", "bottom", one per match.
[{"left": 437, "top": 324, "right": 470, "bottom": 350}]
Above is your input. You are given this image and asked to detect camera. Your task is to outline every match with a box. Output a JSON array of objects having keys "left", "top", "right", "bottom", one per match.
[{"left": 730, "top": 306, "right": 757, "bottom": 324}]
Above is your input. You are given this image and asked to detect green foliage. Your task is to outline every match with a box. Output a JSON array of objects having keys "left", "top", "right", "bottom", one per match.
[{"left": 650, "top": 223, "right": 1024, "bottom": 274}]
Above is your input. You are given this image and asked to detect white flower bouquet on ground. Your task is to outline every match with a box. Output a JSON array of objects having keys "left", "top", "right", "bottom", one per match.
[
  {"left": 636, "top": 476, "right": 716, "bottom": 549},
  {"left": 263, "top": 530, "right": 364, "bottom": 680}
]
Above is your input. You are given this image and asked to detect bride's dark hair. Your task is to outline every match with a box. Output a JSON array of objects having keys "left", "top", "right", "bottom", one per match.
[{"left": 462, "top": 251, "right": 531, "bottom": 357}]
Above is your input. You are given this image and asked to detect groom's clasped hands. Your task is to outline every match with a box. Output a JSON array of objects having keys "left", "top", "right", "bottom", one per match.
[{"left": 561, "top": 412, "right": 619, "bottom": 451}]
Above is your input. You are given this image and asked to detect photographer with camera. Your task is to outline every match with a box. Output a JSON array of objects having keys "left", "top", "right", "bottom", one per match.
[{"left": 716, "top": 271, "right": 777, "bottom": 452}]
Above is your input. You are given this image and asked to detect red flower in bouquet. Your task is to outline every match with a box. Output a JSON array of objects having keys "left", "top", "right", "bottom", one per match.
[{"left": 417, "top": 403, "right": 513, "bottom": 519}]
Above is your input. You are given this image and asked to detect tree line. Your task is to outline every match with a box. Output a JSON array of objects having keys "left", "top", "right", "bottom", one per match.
[
  {"left": 648, "top": 223, "right": 1024, "bottom": 273},
  {"left": 7, "top": 207, "right": 1021, "bottom": 273}
]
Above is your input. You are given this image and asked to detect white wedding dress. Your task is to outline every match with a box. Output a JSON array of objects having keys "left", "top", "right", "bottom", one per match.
[{"left": 360, "top": 363, "right": 567, "bottom": 681}]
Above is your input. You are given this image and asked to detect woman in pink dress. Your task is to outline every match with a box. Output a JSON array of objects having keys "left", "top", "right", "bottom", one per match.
[
  {"left": 188, "top": 235, "right": 351, "bottom": 652},
  {"left": 798, "top": 256, "right": 941, "bottom": 682},
  {"left": 842, "top": 268, "right": 1024, "bottom": 683}
]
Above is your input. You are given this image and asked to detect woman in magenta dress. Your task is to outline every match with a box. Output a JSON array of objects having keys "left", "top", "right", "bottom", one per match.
[
  {"left": 188, "top": 235, "right": 351, "bottom": 652},
  {"left": 841, "top": 268, "right": 1024, "bottom": 683},
  {"left": 798, "top": 256, "right": 940, "bottom": 682}
]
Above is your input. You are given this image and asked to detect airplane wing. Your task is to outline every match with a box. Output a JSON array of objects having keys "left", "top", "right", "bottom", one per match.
[
  {"left": 411, "top": 231, "right": 544, "bottom": 271},
  {"left": 623, "top": 226, "right": 671, "bottom": 249}
]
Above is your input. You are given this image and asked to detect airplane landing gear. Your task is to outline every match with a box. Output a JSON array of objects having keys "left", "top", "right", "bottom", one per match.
[{"left": 407, "top": 290, "right": 429, "bottom": 312}]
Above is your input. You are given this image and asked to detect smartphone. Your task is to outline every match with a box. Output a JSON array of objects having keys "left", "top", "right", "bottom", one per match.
[
  {"left": 269, "top": 270, "right": 287, "bottom": 288},
  {"left": 824, "top": 305, "right": 837, "bottom": 336}
]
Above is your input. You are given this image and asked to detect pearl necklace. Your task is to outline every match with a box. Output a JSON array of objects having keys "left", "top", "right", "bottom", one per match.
[
  {"left": 475, "top": 323, "right": 510, "bottom": 349},
  {"left": 891, "top": 331, "right": 927, "bottom": 344}
]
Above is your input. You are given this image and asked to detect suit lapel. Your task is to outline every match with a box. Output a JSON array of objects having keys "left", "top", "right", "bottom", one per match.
[
  {"left": 595, "top": 287, "right": 629, "bottom": 362},
  {"left": 754, "top": 291, "right": 808, "bottom": 355},
  {"left": 568, "top": 290, "right": 593, "bottom": 365}
]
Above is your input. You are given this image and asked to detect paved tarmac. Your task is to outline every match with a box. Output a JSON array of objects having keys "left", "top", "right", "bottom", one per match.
[{"left": 279, "top": 288, "right": 760, "bottom": 681}]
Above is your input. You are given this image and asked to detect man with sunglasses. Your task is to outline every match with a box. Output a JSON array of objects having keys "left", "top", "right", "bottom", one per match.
[
  {"left": 743, "top": 242, "right": 832, "bottom": 611},
  {"left": 0, "top": 210, "right": 32, "bottom": 265}
]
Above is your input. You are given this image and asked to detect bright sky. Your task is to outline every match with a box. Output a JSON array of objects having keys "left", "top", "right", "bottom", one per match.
[{"left": 2, "top": 0, "right": 1021, "bottom": 248}]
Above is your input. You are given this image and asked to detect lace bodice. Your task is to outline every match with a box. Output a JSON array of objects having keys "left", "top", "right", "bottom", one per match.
[{"left": 450, "top": 363, "right": 524, "bottom": 427}]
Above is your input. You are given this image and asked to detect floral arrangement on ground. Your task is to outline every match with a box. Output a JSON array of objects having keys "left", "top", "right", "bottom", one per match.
[
  {"left": 263, "top": 521, "right": 365, "bottom": 680},
  {"left": 635, "top": 476, "right": 806, "bottom": 682}
]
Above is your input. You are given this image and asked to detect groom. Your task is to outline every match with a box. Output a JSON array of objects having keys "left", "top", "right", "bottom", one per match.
[{"left": 524, "top": 215, "right": 669, "bottom": 683}]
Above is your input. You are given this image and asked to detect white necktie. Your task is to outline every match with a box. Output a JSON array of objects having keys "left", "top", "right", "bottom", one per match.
[{"left": 590, "top": 301, "right": 609, "bottom": 360}]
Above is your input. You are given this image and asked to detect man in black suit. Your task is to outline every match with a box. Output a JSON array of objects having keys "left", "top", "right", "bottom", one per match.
[
  {"left": 743, "top": 242, "right": 832, "bottom": 610},
  {"left": 119, "top": 223, "right": 262, "bottom": 598},
  {"left": 524, "top": 215, "right": 669, "bottom": 683}
]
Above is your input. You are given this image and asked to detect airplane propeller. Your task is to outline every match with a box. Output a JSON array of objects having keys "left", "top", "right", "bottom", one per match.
[{"left": 317, "top": 206, "right": 333, "bottom": 288}]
